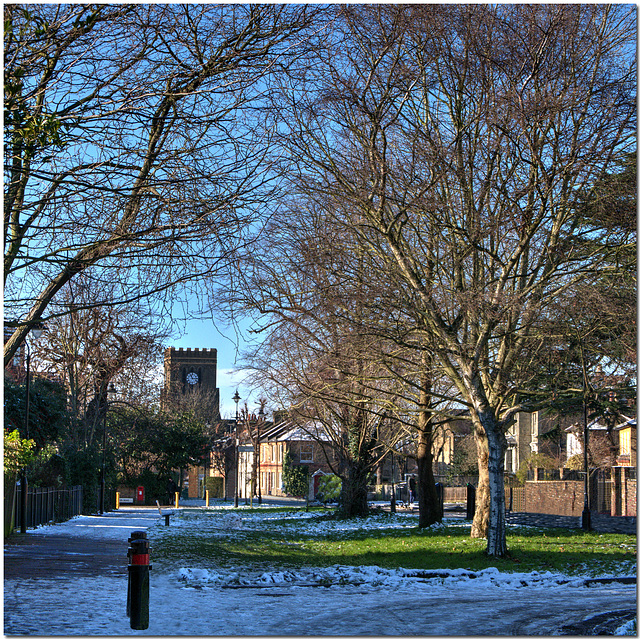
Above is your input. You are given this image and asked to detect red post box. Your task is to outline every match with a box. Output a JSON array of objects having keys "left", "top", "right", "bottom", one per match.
[{"left": 136, "top": 486, "right": 144, "bottom": 503}]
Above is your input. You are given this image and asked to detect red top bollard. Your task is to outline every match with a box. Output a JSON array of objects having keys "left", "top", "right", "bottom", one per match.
[
  {"left": 128, "top": 531, "right": 150, "bottom": 565},
  {"left": 127, "top": 530, "right": 151, "bottom": 630}
]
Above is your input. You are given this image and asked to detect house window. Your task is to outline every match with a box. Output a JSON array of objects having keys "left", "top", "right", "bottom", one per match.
[
  {"left": 300, "top": 442, "right": 313, "bottom": 463},
  {"left": 620, "top": 429, "right": 631, "bottom": 456},
  {"left": 278, "top": 444, "right": 283, "bottom": 463}
]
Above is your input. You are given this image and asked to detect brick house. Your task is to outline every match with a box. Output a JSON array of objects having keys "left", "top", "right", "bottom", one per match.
[
  {"left": 255, "top": 418, "right": 337, "bottom": 500},
  {"left": 208, "top": 416, "right": 338, "bottom": 501}
]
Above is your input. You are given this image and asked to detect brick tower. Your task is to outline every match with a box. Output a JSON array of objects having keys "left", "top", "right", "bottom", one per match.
[{"left": 163, "top": 347, "right": 220, "bottom": 420}]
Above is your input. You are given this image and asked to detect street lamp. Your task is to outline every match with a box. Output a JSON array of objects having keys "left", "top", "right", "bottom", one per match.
[
  {"left": 257, "top": 403, "right": 264, "bottom": 505},
  {"left": 99, "top": 383, "right": 117, "bottom": 515},
  {"left": 233, "top": 390, "right": 240, "bottom": 508},
  {"left": 581, "top": 376, "right": 592, "bottom": 531},
  {"left": 20, "top": 322, "right": 45, "bottom": 534},
  {"left": 390, "top": 449, "right": 396, "bottom": 514}
]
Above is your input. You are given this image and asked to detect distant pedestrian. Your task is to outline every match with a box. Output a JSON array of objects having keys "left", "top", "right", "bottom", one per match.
[{"left": 167, "top": 478, "right": 178, "bottom": 505}]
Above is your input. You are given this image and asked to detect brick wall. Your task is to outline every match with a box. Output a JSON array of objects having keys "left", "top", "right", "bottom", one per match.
[
  {"left": 521, "top": 476, "right": 636, "bottom": 517},
  {"left": 524, "top": 480, "right": 584, "bottom": 516},
  {"left": 626, "top": 479, "right": 636, "bottom": 516}
]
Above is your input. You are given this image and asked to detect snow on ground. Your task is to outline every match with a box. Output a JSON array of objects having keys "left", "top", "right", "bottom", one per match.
[{"left": 4, "top": 503, "right": 637, "bottom": 636}]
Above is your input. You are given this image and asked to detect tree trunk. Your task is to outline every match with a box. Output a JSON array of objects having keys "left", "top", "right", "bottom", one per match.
[
  {"left": 339, "top": 462, "right": 369, "bottom": 517},
  {"left": 471, "top": 420, "right": 489, "bottom": 538},
  {"left": 485, "top": 424, "right": 507, "bottom": 557},
  {"left": 417, "top": 424, "right": 440, "bottom": 527},
  {"left": 416, "top": 364, "right": 440, "bottom": 527}
]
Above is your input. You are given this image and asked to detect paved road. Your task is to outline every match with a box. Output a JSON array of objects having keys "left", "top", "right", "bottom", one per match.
[
  {"left": 4, "top": 504, "right": 637, "bottom": 636},
  {"left": 4, "top": 508, "right": 159, "bottom": 580}
]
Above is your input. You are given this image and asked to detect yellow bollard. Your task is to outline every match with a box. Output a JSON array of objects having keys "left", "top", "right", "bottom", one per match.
[
  {"left": 116, "top": 492, "right": 120, "bottom": 510},
  {"left": 174, "top": 492, "right": 179, "bottom": 508},
  {"left": 205, "top": 489, "right": 210, "bottom": 507}
]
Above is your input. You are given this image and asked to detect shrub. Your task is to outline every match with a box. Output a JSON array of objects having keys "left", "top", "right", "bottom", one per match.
[
  {"left": 565, "top": 454, "right": 584, "bottom": 471},
  {"left": 318, "top": 474, "right": 341, "bottom": 502},
  {"left": 282, "top": 450, "right": 309, "bottom": 497},
  {"left": 515, "top": 453, "right": 558, "bottom": 485},
  {"left": 206, "top": 476, "right": 224, "bottom": 498}
]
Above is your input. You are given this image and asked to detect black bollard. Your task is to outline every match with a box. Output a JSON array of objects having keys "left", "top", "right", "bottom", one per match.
[
  {"left": 435, "top": 482, "right": 444, "bottom": 518},
  {"left": 127, "top": 531, "right": 151, "bottom": 630},
  {"left": 466, "top": 483, "right": 476, "bottom": 520}
]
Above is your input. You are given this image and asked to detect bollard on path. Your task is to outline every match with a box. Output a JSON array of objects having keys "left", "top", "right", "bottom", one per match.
[
  {"left": 127, "top": 531, "right": 151, "bottom": 630},
  {"left": 466, "top": 483, "right": 476, "bottom": 520}
]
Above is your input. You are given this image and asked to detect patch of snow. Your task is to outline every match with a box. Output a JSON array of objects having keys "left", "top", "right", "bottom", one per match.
[
  {"left": 5, "top": 504, "right": 636, "bottom": 636},
  {"left": 614, "top": 617, "right": 637, "bottom": 635}
]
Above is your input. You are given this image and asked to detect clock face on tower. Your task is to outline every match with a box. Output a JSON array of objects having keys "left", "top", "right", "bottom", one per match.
[{"left": 186, "top": 372, "right": 199, "bottom": 385}]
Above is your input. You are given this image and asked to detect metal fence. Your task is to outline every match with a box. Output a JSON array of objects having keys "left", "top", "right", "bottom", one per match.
[
  {"left": 14, "top": 485, "right": 83, "bottom": 530},
  {"left": 592, "top": 468, "right": 612, "bottom": 514},
  {"left": 506, "top": 486, "right": 526, "bottom": 512},
  {"left": 433, "top": 475, "right": 478, "bottom": 487},
  {"left": 525, "top": 468, "right": 582, "bottom": 481}
]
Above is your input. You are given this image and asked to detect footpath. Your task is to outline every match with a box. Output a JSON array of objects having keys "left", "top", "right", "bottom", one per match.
[
  {"left": 4, "top": 507, "right": 160, "bottom": 580},
  {"left": 4, "top": 500, "right": 636, "bottom": 636}
]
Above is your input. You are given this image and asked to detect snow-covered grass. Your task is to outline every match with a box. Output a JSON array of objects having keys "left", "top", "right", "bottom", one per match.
[
  {"left": 6, "top": 504, "right": 635, "bottom": 636},
  {"left": 150, "top": 503, "right": 637, "bottom": 579}
]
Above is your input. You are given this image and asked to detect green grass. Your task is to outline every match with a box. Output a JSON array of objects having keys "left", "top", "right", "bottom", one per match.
[{"left": 151, "top": 508, "right": 636, "bottom": 577}]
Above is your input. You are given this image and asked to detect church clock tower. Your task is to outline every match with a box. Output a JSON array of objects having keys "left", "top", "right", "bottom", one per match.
[{"left": 163, "top": 347, "right": 220, "bottom": 420}]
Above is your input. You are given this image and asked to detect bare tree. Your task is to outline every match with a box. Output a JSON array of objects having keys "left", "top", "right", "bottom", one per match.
[
  {"left": 267, "top": 4, "right": 635, "bottom": 555},
  {"left": 227, "top": 195, "right": 460, "bottom": 519},
  {"left": 4, "top": 4, "right": 319, "bottom": 364},
  {"left": 34, "top": 277, "right": 168, "bottom": 450}
]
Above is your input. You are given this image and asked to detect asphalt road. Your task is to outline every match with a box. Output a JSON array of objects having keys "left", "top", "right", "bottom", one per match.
[
  {"left": 4, "top": 571, "right": 636, "bottom": 636},
  {"left": 4, "top": 505, "right": 637, "bottom": 636}
]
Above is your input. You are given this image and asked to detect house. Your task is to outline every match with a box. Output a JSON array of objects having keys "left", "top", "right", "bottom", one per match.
[
  {"left": 208, "top": 416, "right": 338, "bottom": 501},
  {"left": 256, "top": 418, "right": 336, "bottom": 500},
  {"left": 564, "top": 413, "right": 636, "bottom": 468},
  {"left": 504, "top": 411, "right": 540, "bottom": 474},
  {"left": 564, "top": 420, "right": 611, "bottom": 460}
]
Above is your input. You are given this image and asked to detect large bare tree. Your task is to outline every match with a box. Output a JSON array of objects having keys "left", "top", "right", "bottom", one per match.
[
  {"left": 4, "top": 3, "right": 318, "bottom": 364},
  {"left": 267, "top": 5, "right": 635, "bottom": 555}
]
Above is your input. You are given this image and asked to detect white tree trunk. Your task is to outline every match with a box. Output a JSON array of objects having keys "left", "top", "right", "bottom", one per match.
[{"left": 485, "top": 426, "right": 508, "bottom": 556}]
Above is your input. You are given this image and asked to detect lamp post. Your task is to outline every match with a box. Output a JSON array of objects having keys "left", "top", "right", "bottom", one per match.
[
  {"left": 390, "top": 449, "right": 396, "bottom": 513},
  {"left": 20, "top": 323, "right": 45, "bottom": 534},
  {"left": 257, "top": 403, "right": 264, "bottom": 505},
  {"left": 581, "top": 374, "right": 592, "bottom": 531},
  {"left": 99, "top": 383, "right": 117, "bottom": 515},
  {"left": 233, "top": 390, "right": 240, "bottom": 508}
]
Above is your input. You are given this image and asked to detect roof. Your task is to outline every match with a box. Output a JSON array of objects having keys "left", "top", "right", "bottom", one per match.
[
  {"left": 260, "top": 419, "right": 332, "bottom": 443},
  {"left": 565, "top": 415, "right": 636, "bottom": 433},
  {"left": 614, "top": 417, "right": 636, "bottom": 431}
]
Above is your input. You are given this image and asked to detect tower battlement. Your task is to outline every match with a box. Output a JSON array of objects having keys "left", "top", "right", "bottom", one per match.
[{"left": 165, "top": 347, "right": 217, "bottom": 357}]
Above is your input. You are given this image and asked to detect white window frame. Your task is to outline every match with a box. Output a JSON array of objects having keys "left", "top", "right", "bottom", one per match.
[{"left": 300, "top": 442, "right": 313, "bottom": 463}]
